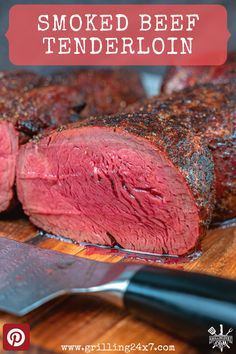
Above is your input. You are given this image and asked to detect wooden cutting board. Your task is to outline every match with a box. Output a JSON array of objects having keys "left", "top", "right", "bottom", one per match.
[{"left": 0, "top": 217, "right": 235, "bottom": 354}]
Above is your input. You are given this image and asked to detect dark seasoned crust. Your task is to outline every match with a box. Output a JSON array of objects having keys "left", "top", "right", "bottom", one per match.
[
  {"left": 1, "top": 85, "right": 84, "bottom": 143},
  {"left": 38, "top": 110, "right": 214, "bottom": 235},
  {"left": 47, "top": 69, "right": 146, "bottom": 116},
  {"left": 128, "top": 82, "right": 236, "bottom": 221},
  {"left": 161, "top": 52, "right": 236, "bottom": 94},
  {"left": 0, "top": 70, "right": 45, "bottom": 98},
  {"left": 0, "top": 70, "right": 46, "bottom": 114}
]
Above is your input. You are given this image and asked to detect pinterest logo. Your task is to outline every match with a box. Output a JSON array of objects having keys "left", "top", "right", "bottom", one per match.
[
  {"left": 3, "top": 323, "right": 30, "bottom": 351},
  {"left": 7, "top": 328, "right": 25, "bottom": 347}
]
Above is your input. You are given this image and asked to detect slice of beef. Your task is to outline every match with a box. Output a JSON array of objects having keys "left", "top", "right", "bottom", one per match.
[
  {"left": 47, "top": 69, "right": 145, "bottom": 116},
  {"left": 0, "top": 70, "right": 45, "bottom": 212},
  {"left": 0, "top": 121, "right": 18, "bottom": 212},
  {"left": 16, "top": 112, "right": 214, "bottom": 255},
  {"left": 0, "top": 85, "right": 84, "bottom": 212},
  {"left": 128, "top": 82, "right": 236, "bottom": 221},
  {"left": 161, "top": 52, "right": 236, "bottom": 94}
]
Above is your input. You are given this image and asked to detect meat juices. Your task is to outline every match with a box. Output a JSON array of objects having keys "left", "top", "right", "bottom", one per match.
[
  {"left": 48, "top": 69, "right": 146, "bottom": 117},
  {"left": 161, "top": 52, "right": 236, "bottom": 94},
  {"left": 17, "top": 112, "right": 214, "bottom": 255},
  {"left": 128, "top": 82, "right": 236, "bottom": 221}
]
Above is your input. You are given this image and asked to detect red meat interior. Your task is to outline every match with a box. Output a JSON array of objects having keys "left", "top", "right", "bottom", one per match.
[
  {"left": 0, "top": 121, "right": 19, "bottom": 212},
  {"left": 17, "top": 127, "right": 200, "bottom": 255}
]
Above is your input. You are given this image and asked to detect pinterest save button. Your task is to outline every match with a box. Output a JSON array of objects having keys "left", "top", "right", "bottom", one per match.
[{"left": 2, "top": 323, "right": 30, "bottom": 351}]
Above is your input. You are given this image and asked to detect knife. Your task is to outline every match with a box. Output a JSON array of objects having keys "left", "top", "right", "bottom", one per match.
[{"left": 0, "top": 237, "right": 236, "bottom": 345}]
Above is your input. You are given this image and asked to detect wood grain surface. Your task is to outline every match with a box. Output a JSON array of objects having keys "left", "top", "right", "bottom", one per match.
[{"left": 0, "top": 217, "right": 235, "bottom": 354}]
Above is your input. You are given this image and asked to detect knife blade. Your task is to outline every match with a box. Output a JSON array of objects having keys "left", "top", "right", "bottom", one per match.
[
  {"left": 0, "top": 237, "right": 138, "bottom": 316},
  {"left": 0, "top": 237, "right": 236, "bottom": 345}
]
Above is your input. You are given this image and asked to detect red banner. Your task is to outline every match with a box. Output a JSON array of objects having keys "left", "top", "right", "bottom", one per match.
[{"left": 6, "top": 4, "right": 230, "bottom": 66}]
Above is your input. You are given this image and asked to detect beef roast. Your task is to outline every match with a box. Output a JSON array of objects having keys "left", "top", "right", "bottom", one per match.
[
  {"left": 0, "top": 85, "right": 84, "bottom": 212},
  {"left": 161, "top": 52, "right": 236, "bottom": 94},
  {"left": 0, "top": 70, "right": 45, "bottom": 99},
  {"left": 16, "top": 112, "right": 214, "bottom": 255},
  {"left": 0, "top": 68, "right": 144, "bottom": 214},
  {"left": 2, "top": 85, "right": 85, "bottom": 143},
  {"left": 128, "top": 82, "right": 236, "bottom": 221},
  {"left": 48, "top": 69, "right": 145, "bottom": 117}
]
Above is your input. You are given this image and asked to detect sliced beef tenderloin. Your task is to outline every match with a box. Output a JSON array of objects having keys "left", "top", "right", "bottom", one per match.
[
  {"left": 0, "top": 70, "right": 46, "bottom": 212},
  {"left": 0, "top": 121, "right": 18, "bottom": 212},
  {"left": 16, "top": 112, "right": 214, "bottom": 255},
  {"left": 128, "top": 82, "right": 236, "bottom": 221},
  {"left": 47, "top": 69, "right": 145, "bottom": 117},
  {"left": 0, "top": 85, "right": 83, "bottom": 212},
  {"left": 161, "top": 52, "right": 236, "bottom": 94}
]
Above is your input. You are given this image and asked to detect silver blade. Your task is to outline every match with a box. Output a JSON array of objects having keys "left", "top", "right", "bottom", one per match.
[{"left": 0, "top": 237, "right": 128, "bottom": 316}]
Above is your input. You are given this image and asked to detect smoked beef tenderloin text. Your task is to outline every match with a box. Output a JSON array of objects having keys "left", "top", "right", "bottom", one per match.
[
  {"left": 17, "top": 112, "right": 214, "bottom": 255},
  {"left": 161, "top": 52, "right": 236, "bottom": 94},
  {"left": 129, "top": 82, "right": 236, "bottom": 221},
  {"left": 48, "top": 69, "right": 145, "bottom": 117}
]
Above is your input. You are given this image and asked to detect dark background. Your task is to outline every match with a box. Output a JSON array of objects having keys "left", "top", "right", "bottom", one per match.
[{"left": 0, "top": 0, "right": 235, "bottom": 74}]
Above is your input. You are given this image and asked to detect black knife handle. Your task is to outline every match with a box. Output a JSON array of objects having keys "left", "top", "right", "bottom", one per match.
[{"left": 124, "top": 266, "right": 236, "bottom": 345}]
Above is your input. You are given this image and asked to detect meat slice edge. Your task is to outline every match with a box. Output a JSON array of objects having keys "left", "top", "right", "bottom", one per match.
[
  {"left": 0, "top": 85, "right": 84, "bottom": 212},
  {"left": 0, "top": 121, "right": 19, "bottom": 212}
]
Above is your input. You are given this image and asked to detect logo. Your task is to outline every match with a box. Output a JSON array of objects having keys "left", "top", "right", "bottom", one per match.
[
  {"left": 208, "top": 324, "right": 233, "bottom": 352},
  {"left": 3, "top": 323, "right": 30, "bottom": 351}
]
